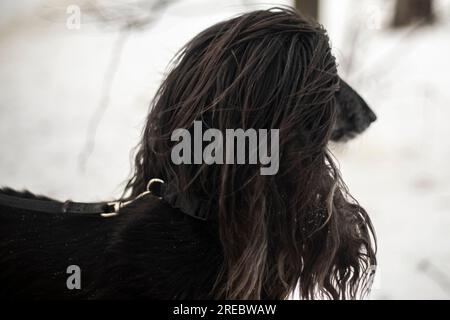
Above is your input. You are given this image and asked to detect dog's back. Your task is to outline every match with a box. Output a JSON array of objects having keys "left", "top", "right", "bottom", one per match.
[{"left": 0, "top": 188, "right": 222, "bottom": 299}]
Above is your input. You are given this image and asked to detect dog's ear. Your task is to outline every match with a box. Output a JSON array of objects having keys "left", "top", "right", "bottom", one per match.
[{"left": 331, "top": 78, "right": 377, "bottom": 142}]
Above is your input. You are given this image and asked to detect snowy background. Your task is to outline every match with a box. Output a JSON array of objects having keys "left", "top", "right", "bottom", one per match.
[{"left": 1, "top": 0, "right": 449, "bottom": 299}]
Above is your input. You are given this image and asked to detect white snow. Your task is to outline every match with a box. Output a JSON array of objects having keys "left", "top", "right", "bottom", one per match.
[{"left": 1, "top": 0, "right": 450, "bottom": 299}]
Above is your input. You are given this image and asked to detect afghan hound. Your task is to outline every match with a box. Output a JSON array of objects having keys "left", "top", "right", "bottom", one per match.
[{"left": 0, "top": 7, "right": 376, "bottom": 300}]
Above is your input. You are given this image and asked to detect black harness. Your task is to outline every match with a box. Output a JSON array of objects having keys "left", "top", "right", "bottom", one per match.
[{"left": 0, "top": 179, "right": 210, "bottom": 221}]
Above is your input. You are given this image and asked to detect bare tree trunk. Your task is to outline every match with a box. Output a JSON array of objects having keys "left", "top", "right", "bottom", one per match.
[
  {"left": 295, "top": 0, "right": 319, "bottom": 21},
  {"left": 392, "top": 0, "right": 435, "bottom": 27}
]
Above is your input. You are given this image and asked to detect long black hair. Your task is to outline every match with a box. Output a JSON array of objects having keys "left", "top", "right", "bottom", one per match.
[{"left": 125, "top": 7, "right": 376, "bottom": 299}]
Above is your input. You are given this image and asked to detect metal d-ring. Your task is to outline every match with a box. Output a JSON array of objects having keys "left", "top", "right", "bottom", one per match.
[{"left": 146, "top": 178, "right": 165, "bottom": 199}]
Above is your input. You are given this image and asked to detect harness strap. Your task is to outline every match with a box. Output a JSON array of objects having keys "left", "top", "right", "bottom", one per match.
[
  {"left": 0, "top": 179, "right": 211, "bottom": 221},
  {"left": 0, "top": 193, "right": 116, "bottom": 215}
]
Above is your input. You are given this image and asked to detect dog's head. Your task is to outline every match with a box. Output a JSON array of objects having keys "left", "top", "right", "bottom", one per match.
[
  {"left": 126, "top": 8, "right": 376, "bottom": 300},
  {"left": 331, "top": 78, "right": 377, "bottom": 142}
]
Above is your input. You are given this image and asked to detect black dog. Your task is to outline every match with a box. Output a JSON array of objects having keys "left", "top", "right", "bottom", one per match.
[
  {"left": 0, "top": 9, "right": 376, "bottom": 300},
  {"left": 0, "top": 81, "right": 375, "bottom": 299}
]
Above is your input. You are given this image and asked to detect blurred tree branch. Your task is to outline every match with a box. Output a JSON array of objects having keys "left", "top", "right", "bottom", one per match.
[{"left": 78, "top": 0, "right": 174, "bottom": 172}]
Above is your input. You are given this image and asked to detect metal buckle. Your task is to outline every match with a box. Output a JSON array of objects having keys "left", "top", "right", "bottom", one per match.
[{"left": 101, "top": 201, "right": 122, "bottom": 217}]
